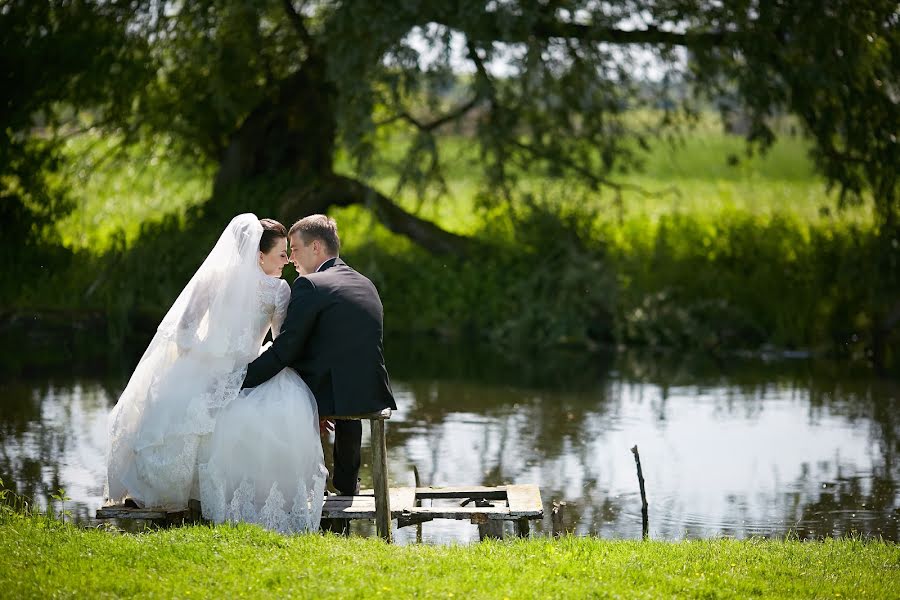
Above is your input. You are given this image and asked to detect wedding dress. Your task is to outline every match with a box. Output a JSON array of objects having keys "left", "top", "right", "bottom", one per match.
[{"left": 106, "top": 214, "right": 325, "bottom": 533}]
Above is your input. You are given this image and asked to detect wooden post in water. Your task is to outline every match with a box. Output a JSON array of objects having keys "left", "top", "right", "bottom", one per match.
[
  {"left": 630, "top": 445, "right": 649, "bottom": 540},
  {"left": 413, "top": 465, "right": 423, "bottom": 543},
  {"left": 371, "top": 418, "right": 391, "bottom": 542},
  {"left": 477, "top": 516, "right": 504, "bottom": 540},
  {"left": 515, "top": 518, "right": 530, "bottom": 538},
  {"left": 551, "top": 500, "right": 567, "bottom": 538}
]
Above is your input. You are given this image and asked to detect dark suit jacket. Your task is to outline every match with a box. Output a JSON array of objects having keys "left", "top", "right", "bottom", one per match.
[{"left": 243, "top": 257, "right": 396, "bottom": 416}]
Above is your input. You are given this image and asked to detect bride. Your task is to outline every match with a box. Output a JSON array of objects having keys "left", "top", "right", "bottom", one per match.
[{"left": 106, "top": 214, "right": 326, "bottom": 533}]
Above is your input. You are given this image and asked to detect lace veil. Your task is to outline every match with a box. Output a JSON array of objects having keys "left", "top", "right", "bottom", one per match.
[{"left": 106, "top": 214, "right": 267, "bottom": 506}]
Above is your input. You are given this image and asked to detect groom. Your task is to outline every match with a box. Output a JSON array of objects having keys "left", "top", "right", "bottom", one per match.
[{"left": 242, "top": 214, "right": 396, "bottom": 498}]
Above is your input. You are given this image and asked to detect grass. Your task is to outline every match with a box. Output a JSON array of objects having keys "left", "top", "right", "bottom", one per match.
[
  {"left": 1, "top": 516, "right": 897, "bottom": 598},
  {"left": 55, "top": 124, "right": 871, "bottom": 254},
  {"left": 55, "top": 134, "right": 213, "bottom": 251},
  {"left": 12, "top": 120, "right": 893, "bottom": 367}
]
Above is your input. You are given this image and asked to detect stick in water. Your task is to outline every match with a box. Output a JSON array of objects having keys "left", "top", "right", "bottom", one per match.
[{"left": 630, "top": 445, "right": 649, "bottom": 540}]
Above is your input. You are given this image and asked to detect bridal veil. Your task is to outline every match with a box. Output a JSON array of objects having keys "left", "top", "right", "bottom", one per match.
[{"left": 106, "top": 214, "right": 266, "bottom": 508}]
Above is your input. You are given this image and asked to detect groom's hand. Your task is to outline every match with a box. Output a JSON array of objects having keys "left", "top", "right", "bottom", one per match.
[{"left": 319, "top": 419, "right": 335, "bottom": 434}]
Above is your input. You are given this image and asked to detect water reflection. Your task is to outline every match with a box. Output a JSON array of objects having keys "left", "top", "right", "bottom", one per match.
[{"left": 0, "top": 340, "right": 897, "bottom": 543}]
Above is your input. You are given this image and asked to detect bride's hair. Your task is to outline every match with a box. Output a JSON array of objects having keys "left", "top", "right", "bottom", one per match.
[{"left": 259, "top": 218, "right": 287, "bottom": 253}]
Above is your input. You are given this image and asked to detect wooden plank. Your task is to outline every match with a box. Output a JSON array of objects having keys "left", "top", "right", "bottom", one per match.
[
  {"left": 415, "top": 486, "right": 508, "bottom": 500},
  {"left": 515, "top": 518, "right": 530, "bottom": 538},
  {"left": 321, "top": 408, "right": 392, "bottom": 421},
  {"left": 404, "top": 506, "right": 511, "bottom": 520},
  {"left": 505, "top": 485, "right": 543, "bottom": 517},
  {"left": 389, "top": 487, "right": 416, "bottom": 515},
  {"left": 96, "top": 507, "right": 180, "bottom": 520},
  {"left": 371, "top": 418, "right": 391, "bottom": 541},
  {"left": 478, "top": 520, "right": 505, "bottom": 540},
  {"left": 322, "top": 496, "right": 376, "bottom": 519}
]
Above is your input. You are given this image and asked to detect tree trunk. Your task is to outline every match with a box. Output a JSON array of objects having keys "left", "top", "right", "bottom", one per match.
[
  {"left": 213, "top": 56, "right": 335, "bottom": 195},
  {"left": 211, "top": 57, "right": 474, "bottom": 258}
]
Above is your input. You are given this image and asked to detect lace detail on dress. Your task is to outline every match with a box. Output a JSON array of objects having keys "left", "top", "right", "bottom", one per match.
[
  {"left": 200, "top": 467, "right": 327, "bottom": 534},
  {"left": 107, "top": 270, "right": 291, "bottom": 508},
  {"left": 198, "top": 367, "right": 327, "bottom": 534}
]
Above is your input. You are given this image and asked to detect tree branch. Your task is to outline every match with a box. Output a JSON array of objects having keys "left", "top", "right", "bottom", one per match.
[
  {"left": 281, "top": 0, "right": 316, "bottom": 52},
  {"left": 436, "top": 13, "right": 735, "bottom": 49},
  {"left": 375, "top": 95, "right": 482, "bottom": 132},
  {"left": 509, "top": 138, "right": 666, "bottom": 200},
  {"left": 282, "top": 175, "right": 476, "bottom": 257}
]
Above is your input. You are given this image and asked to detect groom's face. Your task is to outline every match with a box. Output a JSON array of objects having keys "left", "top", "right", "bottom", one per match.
[{"left": 289, "top": 233, "right": 317, "bottom": 275}]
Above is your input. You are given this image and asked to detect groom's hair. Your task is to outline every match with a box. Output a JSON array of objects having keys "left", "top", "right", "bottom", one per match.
[{"left": 289, "top": 214, "right": 341, "bottom": 256}]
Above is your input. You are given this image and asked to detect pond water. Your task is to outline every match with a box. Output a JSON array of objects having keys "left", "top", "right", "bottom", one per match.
[{"left": 1, "top": 339, "right": 897, "bottom": 544}]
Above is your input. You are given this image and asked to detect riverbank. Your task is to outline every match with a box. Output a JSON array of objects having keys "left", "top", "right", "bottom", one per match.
[
  {"left": 4, "top": 128, "right": 897, "bottom": 372},
  {"left": 0, "top": 516, "right": 896, "bottom": 598}
]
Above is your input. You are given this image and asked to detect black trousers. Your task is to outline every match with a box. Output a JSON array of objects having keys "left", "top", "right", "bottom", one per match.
[{"left": 332, "top": 419, "right": 361, "bottom": 496}]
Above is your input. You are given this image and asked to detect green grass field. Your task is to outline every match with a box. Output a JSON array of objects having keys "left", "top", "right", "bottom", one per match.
[
  {"left": 1, "top": 516, "right": 897, "bottom": 598},
  {"left": 30, "top": 122, "right": 891, "bottom": 364},
  {"left": 56, "top": 126, "right": 870, "bottom": 254}
]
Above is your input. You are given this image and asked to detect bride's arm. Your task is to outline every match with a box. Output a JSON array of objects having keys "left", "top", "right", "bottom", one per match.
[
  {"left": 243, "top": 277, "right": 321, "bottom": 388},
  {"left": 174, "top": 274, "right": 213, "bottom": 351},
  {"left": 270, "top": 280, "right": 291, "bottom": 338}
]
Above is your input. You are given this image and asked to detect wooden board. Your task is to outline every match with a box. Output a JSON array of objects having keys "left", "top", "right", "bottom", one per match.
[
  {"left": 403, "top": 506, "right": 511, "bottom": 520},
  {"left": 322, "top": 496, "right": 376, "bottom": 519},
  {"left": 96, "top": 485, "right": 544, "bottom": 525},
  {"left": 415, "top": 486, "right": 508, "bottom": 500},
  {"left": 321, "top": 408, "right": 392, "bottom": 421},
  {"left": 505, "top": 485, "right": 543, "bottom": 518},
  {"left": 96, "top": 507, "right": 182, "bottom": 520},
  {"left": 389, "top": 487, "right": 416, "bottom": 514}
]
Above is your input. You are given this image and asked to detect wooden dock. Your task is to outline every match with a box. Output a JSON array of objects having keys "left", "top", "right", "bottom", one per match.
[
  {"left": 97, "top": 409, "right": 544, "bottom": 540},
  {"left": 96, "top": 484, "right": 543, "bottom": 539}
]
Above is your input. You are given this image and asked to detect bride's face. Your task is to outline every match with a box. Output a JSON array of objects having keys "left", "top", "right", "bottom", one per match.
[{"left": 259, "top": 237, "right": 289, "bottom": 276}]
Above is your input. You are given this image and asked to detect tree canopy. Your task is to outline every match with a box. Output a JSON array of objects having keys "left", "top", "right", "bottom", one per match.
[{"left": 2, "top": 0, "right": 898, "bottom": 251}]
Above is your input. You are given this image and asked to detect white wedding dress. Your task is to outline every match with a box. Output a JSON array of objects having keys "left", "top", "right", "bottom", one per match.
[{"left": 106, "top": 214, "right": 326, "bottom": 533}]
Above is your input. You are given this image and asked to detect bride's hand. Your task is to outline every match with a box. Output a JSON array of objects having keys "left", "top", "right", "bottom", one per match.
[{"left": 319, "top": 419, "right": 335, "bottom": 434}]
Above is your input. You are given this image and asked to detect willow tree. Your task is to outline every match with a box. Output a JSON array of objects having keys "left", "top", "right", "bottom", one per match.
[{"left": 4, "top": 0, "right": 898, "bottom": 254}]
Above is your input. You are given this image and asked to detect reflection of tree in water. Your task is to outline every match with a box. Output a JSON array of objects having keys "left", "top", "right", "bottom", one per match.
[
  {"left": 1, "top": 381, "right": 66, "bottom": 508},
  {"left": 0, "top": 378, "right": 117, "bottom": 521},
  {"left": 388, "top": 342, "right": 899, "bottom": 540},
  {"left": 2, "top": 340, "right": 897, "bottom": 540},
  {"left": 791, "top": 474, "right": 898, "bottom": 540},
  {"left": 777, "top": 376, "right": 899, "bottom": 540}
]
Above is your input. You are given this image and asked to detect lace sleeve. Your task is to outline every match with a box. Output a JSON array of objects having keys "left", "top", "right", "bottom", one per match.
[{"left": 271, "top": 279, "right": 291, "bottom": 338}]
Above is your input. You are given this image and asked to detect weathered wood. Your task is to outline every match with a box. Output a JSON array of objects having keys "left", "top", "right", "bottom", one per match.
[
  {"left": 389, "top": 487, "right": 416, "bottom": 514},
  {"left": 96, "top": 502, "right": 201, "bottom": 525},
  {"left": 415, "top": 486, "right": 508, "bottom": 500},
  {"left": 371, "top": 418, "right": 391, "bottom": 541},
  {"left": 478, "top": 519, "right": 505, "bottom": 540},
  {"left": 413, "top": 465, "right": 423, "bottom": 543},
  {"left": 96, "top": 507, "right": 181, "bottom": 520},
  {"left": 551, "top": 500, "right": 568, "bottom": 538},
  {"left": 98, "top": 483, "right": 545, "bottom": 541},
  {"left": 505, "top": 484, "right": 544, "bottom": 517},
  {"left": 321, "top": 408, "right": 392, "bottom": 421},
  {"left": 405, "top": 506, "right": 511, "bottom": 519},
  {"left": 515, "top": 518, "right": 530, "bottom": 538},
  {"left": 322, "top": 496, "right": 377, "bottom": 519},
  {"left": 396, "top": 512, "right": 435, "bottom": 528},
  {"left": 631, "top": 444, "right": 649, "bottom": 540}
]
